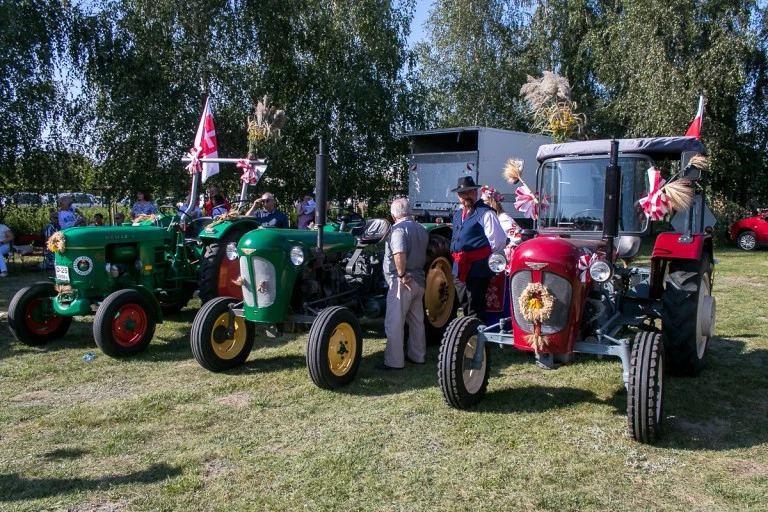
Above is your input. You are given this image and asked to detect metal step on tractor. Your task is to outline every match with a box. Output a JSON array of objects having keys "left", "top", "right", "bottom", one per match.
[{"left": 437, "top": 137, "right": 716, "bottom": 444}]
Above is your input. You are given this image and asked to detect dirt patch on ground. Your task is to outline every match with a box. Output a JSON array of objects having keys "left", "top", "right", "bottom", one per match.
[
  {"left": 725, "top": 459, "right": 767, "bottom": 477},
  {"left": 9, "top": 390, "right": 56, "bottom": 403},
  {"left": 215, "top": 393, "right": 250, "bottom": 407},
  {"left": 69, "top": 499, "right": 128, "bottom": 511},
  {"left": 203, "top": 459, "right": 228, "bottom": 479}
]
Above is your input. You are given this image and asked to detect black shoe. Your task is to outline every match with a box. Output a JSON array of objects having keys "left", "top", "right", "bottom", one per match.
[
  {"left": 375, "top": 363, "right": 404, "bottom": 371},
  {"left": 405, "top": 356, "right": 425, "bottom": 365}
]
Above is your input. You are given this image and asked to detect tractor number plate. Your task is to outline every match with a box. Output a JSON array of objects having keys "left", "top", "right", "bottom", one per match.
[{"left": 55, "top": 265, "right": 70, "bottom": 283}]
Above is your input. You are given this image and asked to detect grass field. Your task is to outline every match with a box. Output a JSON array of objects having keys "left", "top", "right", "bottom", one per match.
[{"left": 1, "top": 246, "right": 767, "bottom": 511}]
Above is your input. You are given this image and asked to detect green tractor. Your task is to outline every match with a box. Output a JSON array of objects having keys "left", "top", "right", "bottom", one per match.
[
  {"left": 189, "top": 139, "right": 458, "bottom": 388},
  {"left": 7, "top": 158, "right": 265, "bottom": 357}
]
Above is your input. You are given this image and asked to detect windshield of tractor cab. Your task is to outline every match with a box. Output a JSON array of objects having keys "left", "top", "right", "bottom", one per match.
[{"left": 538, "top": 155, "right": 651, "bottom": 233}]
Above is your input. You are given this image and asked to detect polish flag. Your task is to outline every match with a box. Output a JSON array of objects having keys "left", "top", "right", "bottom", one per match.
[
  {"left": 685, "top": 96, "right": 704, "bottom": 139},
  {"left": 194, "top": 97, "right": 220, "bottom": 183}
]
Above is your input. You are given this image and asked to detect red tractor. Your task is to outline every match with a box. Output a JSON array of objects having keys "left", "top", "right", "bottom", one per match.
[{"left": 438, "top": 137, "right": 716, "bottom": 444}]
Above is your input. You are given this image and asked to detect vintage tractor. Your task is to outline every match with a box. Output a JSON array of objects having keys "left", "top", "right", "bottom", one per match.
[
  {"left": 7, "top": 158, "right": 265, "bottom": 357},
  {"left": 189, "top": 139, "right": 457, "bottom": 387},
  {"left": 438, "top": 137, "right": 716, "bottom": 444}
]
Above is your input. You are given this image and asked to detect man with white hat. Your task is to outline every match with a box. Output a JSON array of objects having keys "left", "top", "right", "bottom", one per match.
[{"left": 449, "top": 176, "right": 507, "bottom": 320}]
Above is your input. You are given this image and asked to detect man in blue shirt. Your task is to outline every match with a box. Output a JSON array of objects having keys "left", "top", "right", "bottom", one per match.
[{"left": 245, "top": 192, "right": 289, "bottom": 228}]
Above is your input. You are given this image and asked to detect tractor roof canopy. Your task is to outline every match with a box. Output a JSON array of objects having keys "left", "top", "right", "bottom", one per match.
[{"left": 537, "top": 137, "right": 707, "bottom": 163}]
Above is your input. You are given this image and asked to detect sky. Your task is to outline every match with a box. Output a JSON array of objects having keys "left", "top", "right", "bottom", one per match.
[{"left": 409, "top": 0, "right": 432, "bottom": 47}]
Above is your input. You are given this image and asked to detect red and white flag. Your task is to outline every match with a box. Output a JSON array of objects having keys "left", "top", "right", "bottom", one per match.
[
  {"left": 194, "top": 97, "right": 219, "bottom": 183},
  {"left": 685, "top": 95, "right": 704, "bottom": 139}
]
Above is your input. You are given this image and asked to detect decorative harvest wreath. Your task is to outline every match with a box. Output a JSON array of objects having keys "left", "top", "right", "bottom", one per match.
[
  {"left": 47, "top": 232, "right": 66, "bottom": 254},
  {"left": 518, "top": 281, "right": 555, "bottom": 352}
]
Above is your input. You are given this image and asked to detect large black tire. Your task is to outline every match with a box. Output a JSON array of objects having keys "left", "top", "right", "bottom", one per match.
[
  {"left": 8, "top": 283, "right": 72, "bottom": 345},
  {"left": 93, "top": 289, "right": 157, "bottom": 358},
  {"left": 190, "top": 297, "right": 255, "bottom": 372},
  {"left": 737, "top": 230, "right": 757, "bottom": 251},
  {"left": 306, "top": 306, "right": 362, "bottom": 390},
  {"left": 438, "top": 316, "right": 490, "bottom": 409},
  {"left": 198, "top": 225, "right": 251, "bottom": 304},
  {"left": 423, "top": 234, "right": 458, "bottom": 345},
  {"left": 628, "top": 331, "right": 665, "bottom": 444},
  {"left": 661, "top": 259, "right": 715, "bottom": 376}
]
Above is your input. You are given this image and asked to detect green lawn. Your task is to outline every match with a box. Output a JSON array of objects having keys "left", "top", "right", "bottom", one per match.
[{"left": 1, "top": 247, "right": 767, "bottom": 511}]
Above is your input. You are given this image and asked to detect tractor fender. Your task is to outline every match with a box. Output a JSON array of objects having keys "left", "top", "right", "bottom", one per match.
[
  {"left": 424, "top": 223, "right": 453, "bottom": 240},
  {"left": 649, "top": 233, "right": 713, "bottom": 298},
  {"left": 197, "top": 217, "right": 261, "bottom": 243},
  {"left": 132, "top": 285, "right": 164, "bottom": 324}
]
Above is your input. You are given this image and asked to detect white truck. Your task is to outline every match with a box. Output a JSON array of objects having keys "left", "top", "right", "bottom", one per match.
[{"left": 405, "top": 127, "right": 553, "bottom": 223}]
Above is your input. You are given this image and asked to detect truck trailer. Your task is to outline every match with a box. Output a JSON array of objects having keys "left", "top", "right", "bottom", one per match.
[{"left": 405, "top": 127, "right": 553, "bottom": 222}]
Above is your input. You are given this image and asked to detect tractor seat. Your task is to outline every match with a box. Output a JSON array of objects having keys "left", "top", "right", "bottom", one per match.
[
  {"left": 616, "top": 235, "right": 641, "bottom": 260},
  {"left": 185, "top": 217, "right": 213, "bottom": 240},
  {"left": 356, "top": 218, "right": 391, "bottom": 245}
]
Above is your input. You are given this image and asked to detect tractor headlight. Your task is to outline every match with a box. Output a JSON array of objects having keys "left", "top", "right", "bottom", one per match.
[
  {"left": 488, "top": 253, "right": 507, "bottom": 273},
  {"left": 589, "top": 259, "right": 614, "bottom": 283},
  {"left": 290, "top": 246, "right": 305, "bottom": 266},
  {"left": 107, "top": 263, "right": 123, "bottom": 277},
  {"left": 226, "top": 242, "right": 239, "bottom": 261},
  {"left": 134, "top": 260, "right": 143, "bottom": 271}
]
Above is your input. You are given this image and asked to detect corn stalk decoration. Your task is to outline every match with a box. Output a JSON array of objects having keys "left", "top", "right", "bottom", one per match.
[
  {"left": 520, "top": 72, "right": 586, "bottom": 143},
  {"left": 247, "top": 95, "right": 287, "bottom": 159}
]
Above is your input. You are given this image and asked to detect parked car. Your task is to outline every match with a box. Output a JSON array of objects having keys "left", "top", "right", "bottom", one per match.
[
  {"left": 11, "top": 192, "right": 44, "bottom": 206},
  {"left": 726, "top": 210, "right": 768, "bottom": 251},
  {"left": 58, "top": 192, "right": 101, "bottom": 208}
]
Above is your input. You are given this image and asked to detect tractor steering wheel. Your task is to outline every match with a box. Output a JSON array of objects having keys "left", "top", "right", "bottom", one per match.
[{"left": 569, "top": 209, "right": 604, "bottom": 231}]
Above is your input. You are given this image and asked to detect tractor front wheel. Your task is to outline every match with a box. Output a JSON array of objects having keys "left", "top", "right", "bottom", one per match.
[
  {"left": 94, "top": 289, "right": 157, "bottom": 357},
  {"left": 423, "top": 234, "right": 458, "bottom": 344},
  {"left": 306, "top": 306, "right": 362, "bottom": 389},
  {"left": 8, "top": 283, "right": 72, "bottom": 345},
  {"left": 190, "top": 297, "right": 255, "bottom": 372},
  {"left": 438, "top": 316, "right": 490, "bottom": 409},
  {"left": 737, "top": 230, "right": 757, "bottom": 251},
  {"left": 661, "top": 259, "right": 715, "bottom": 375},
  {"left": 628, "top": 331, "right": 665, "bottom": 444}
]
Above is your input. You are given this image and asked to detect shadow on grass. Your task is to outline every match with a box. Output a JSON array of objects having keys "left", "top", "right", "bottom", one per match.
[
  {"left": 0, "top": 462, "right": 181, "bottom": 502},
  {"left": 658, "top": 337, "right": 768, "bottom": 451},
  {"left": 478, "top": 385, "right": 620, "bottom": 414}
]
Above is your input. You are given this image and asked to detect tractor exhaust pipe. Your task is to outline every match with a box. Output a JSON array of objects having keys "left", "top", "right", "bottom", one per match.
[
  {"left": 315, "top": 137, "right": 328, "bottom": 265},
  {"left": 602, "top": 139, "right": 621, "bottom": 260}
]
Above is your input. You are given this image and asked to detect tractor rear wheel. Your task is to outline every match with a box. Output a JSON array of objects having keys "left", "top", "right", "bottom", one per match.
[
  {"left": 628, "top": 331, "right": 665, "bottom": 444},
  {"left": 198, "top": 225, "right": 250, "bottom": 304},
  {"left": 423, "top": 234, "right": 458, "bottom": 345},
  {"left": 306, "top": 306, "right": 362, "bottom": 389},
  {"left": 438, "top": 316, "right": 490, "bottom": 409},
  {"left": 190, "top": 297, "right": 255, "bottom": 372},
  {"left": 661, "top": 259, "right": 715, "bottom": 375},
  {"left": 8, "top": 283, "right": 72, "bottom": 345},
  {"left": 737, "top": 230, "right": 757, "bottom": 251},
  {"left": 94, "top": 289, "right": 157, "bottom": 357}
]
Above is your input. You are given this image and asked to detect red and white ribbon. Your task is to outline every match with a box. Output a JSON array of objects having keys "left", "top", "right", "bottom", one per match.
[
  {"left": 237, "top": 159, "right": 257, "bottom": 185},
  {"left": 578, "top": 251, "right": 598, "bottom": 283},
  {"left": 515, "top": 185, "right": 547, "bottom": 219},
  {"left": 637, "top": 168, "right": 669, "bottom": 221},
  {"left": 185, "top": 146, "right": 203, "bottom": 175}
]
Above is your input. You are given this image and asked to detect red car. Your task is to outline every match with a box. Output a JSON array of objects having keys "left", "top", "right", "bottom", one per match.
[{"left": 727, "top": 210, "right": 768, "bottom": 250}]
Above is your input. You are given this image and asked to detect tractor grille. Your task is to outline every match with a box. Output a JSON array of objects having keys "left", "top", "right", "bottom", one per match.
[
  {"left": 511, "top": 270, "right": 572, "bottom": 335},
  {"left": 240, "top": 256, "right": 254, "bottom": 308},
  {"left": 250, "top": 256, "right": 276, "bottom": 308}
]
